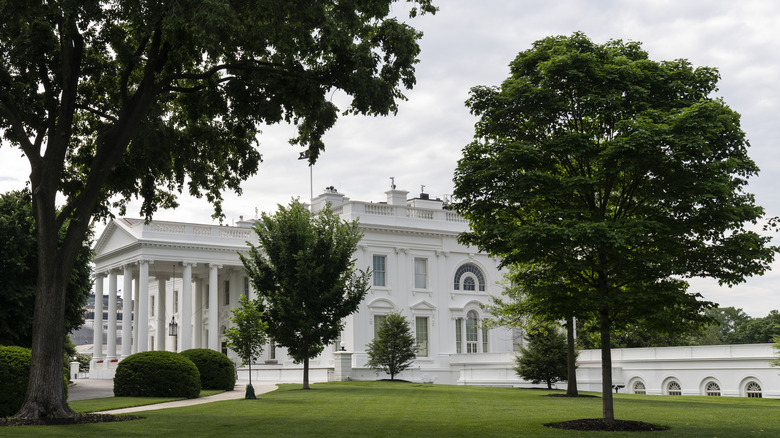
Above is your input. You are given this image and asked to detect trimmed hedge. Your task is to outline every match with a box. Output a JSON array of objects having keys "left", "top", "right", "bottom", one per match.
[
  {"left": 0, "top": 346, "right": 69, "bottom": 417},
  {"left": 0, "top": 346, "right": 32, "bottom": 417},
  {"left": 114, "top": 351, "right": 201, "bottom": 399},
  {"left": 180, "top": 349, "right": 236, "bottom": 390}
]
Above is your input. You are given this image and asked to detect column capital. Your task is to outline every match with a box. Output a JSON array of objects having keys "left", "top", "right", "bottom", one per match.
[
  {"left": 138, "top": 259, "right": 153, "bottom": 266},
  {"left": 209, "top": 263, "right": 222, "bottom": 269},
  {"left": 183, "top": 261, "right": 198, "bottom": 267}
]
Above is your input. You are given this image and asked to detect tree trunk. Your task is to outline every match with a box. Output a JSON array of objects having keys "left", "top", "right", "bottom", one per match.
[
  {"left": 303, "top": 357, "right": 310, "bottom": 389},
  {"left": 566, "top": 316, "right": 579, "bottom": 396},
  {"left": 599, "top": 306, "right": 614, "bottom": 423},
  {"left": 15, "top": 227, "right": 74, "bottom": 419}
]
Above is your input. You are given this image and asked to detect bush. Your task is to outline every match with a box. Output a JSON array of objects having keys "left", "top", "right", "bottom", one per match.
[
  {"left": 180, "top": 349, "right": 236, "bottom": 390},
  {"left": 0, "top": 346, "right": 69, "bottom": 417},
  {"left": 114, "top": 351, "right": 201, "bottom": 398},
  {"left": 0, "top": 346, "right": 31, "bottom": 417}
]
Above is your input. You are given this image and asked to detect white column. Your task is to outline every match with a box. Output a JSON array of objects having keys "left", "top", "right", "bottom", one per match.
[
  {"left": 93, "top": 273, "right": 105, "bottom": 359},
  {"left": 132, "top": 272, "right": 139, "bottom": 354},
  {"left": 193, "top": 277, "right": 203, "bottom": 348},
  {"left": 137, "top": 260, "right": 150, "bottom": 352},
  {"left": 181, "top": 262, "right": 194, "bottom": 351},
  {"left": 121, "top": 265, "right": 133, "bottom": 357},
  {"left": 156, "top": 276, "right": 167, "bottom": 351},
  {"left": 208, "top": 264, "right": 219, "bottom": 350},
  {"left": 107, "top": 270, "right": 118, "bottom": 359}
]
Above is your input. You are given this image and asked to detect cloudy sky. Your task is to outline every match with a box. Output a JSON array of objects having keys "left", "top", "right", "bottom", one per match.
[{"left": 2, "top": 0, "right": 779, "bottom": 316}]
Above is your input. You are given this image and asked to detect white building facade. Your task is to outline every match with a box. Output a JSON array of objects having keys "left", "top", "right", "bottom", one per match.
[
  {"left": 91, "top": 187, "right": 517, "bottom": 383},
  {"left": 90, "top": 186, "right": 780, "bottom": 397}
]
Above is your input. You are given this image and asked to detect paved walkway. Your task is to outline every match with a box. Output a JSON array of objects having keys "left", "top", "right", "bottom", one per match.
[{"left": 68, "top": 379, "right": 277, "bottom": 414}]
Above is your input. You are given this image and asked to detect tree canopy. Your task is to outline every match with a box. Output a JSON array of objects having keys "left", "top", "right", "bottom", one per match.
[
  {"left": 453, "top": 32, "right": 776, "bottom": 423},
  {"left": 0, "top": 0, "right": 434, "bottom": 419},
  {"left": 241, "top": 200, "right": 370, "bottom": 389},
  {"left": 0, "top": 190, "right": 92, "bottom": 348}
]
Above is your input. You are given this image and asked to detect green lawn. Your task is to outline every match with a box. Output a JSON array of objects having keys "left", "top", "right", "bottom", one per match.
[
  {"left": 68, "top": 389, "right": 224, "bottom": 413},
  {"left": 7, "top": 382, "right": 780, "bottom": 437}
]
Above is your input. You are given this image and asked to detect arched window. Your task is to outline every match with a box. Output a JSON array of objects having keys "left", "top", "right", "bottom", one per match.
[
  {"left": 466, "top": 311, "right": 479, "bottom": 353},
  {"left": 705, "top": 381, "right": 721, "bottom": 396},
  {"left": 746, "top": 381, "right": 762, "bottom": 398},
  {"left": 454, "top": 264, "right": 485, "bottom": 291},
  {"left": 667, "top": 381, "right": 682, "bottom": 396},
  {"left": 633, "top": 381, "right": 646, "bottom": 395}
]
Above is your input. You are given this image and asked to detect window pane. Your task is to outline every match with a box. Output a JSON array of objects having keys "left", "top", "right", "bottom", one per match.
[
  {"left": 455, "top": 318, "right": 463, "bottom": 354},
  {"left": 482, "top": 326, "right": 488, "bottom": 353},
  {"left": 374, "top": 315, "right": 386, "bottom": 338},
  {"left": 466, "top": 311, "right": 478, "bottom": 353},
  {"left": 224, "top": 280, "right": 230, "bottom": 306},
  {"left": 416, "top": 317, "right": 428, "bottom": 357},
  {"left": 373, "top": 255, "right": 386, "bottom": 287},
  {"left": 414, "top": 258, "right": 427, "bottom": 289}
]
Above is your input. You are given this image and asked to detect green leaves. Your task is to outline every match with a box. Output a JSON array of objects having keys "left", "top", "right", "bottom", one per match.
[
  {"left": 240, "top": 200, "right": 369, "bottom": 370},
  {"left": 365, "top": 313, "right": 417, "bottom": 380},
  {"left": 454, "top": 33, "right": 776, "bottom": 420}
]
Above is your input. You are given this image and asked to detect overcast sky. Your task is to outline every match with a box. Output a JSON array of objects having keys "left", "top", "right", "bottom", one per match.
[{"left": 2, "top": 0, "right": 779, "bottom": 316}]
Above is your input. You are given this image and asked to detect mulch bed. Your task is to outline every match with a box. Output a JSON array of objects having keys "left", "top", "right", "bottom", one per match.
[
  {"left": 0, "top": 413, "right": 143, "bottom": 427},
  {"left": 546, "top": 418, "right": 669, "bottom": 432}
]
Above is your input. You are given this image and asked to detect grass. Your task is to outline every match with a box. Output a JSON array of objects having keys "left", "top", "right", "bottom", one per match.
[
  {"left": 68, "top": 389, "right": 224, "bottom": 413},
  {"left": 6, "top": 382, "right": 780, "bottom": 437}
]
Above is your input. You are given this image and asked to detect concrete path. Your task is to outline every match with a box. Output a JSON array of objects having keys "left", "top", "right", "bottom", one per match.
[{"left": 68, "top": 379, "right": 277, "bottom": 414}]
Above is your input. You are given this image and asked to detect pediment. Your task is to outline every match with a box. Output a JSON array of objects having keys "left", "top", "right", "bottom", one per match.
[
  {"left": 366, "top": 298, "right": 395, "bottom": 311},
  {"left": 94, "top": 219, "right": 139, "bottom": 257},
  {"left": 410, "top": 300, "right": 436, "bottom": 311}
]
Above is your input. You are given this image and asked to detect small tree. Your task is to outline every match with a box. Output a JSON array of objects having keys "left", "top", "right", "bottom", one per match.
[
  {"left": 515, "top": 322, "right": 569, "bottom": 390},
  {"left": 241, "top": 200, "right": 370, "bottom": 389},
  {"left": 366, "top": 313, "right": 417, "bottom": 380},
  {"left": 224, "top": 294, "right": 267, "bottom": 399}
]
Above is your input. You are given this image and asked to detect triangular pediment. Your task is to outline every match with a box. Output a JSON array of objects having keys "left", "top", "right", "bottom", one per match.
[
  {"left": 366, "top": 298, "right": 395, "bottom": 310},
  {"left": 410, "top": 300, "right": 436, "bottom": 311},
  {"left": 94, "top": 219, "right": 139, "bottom": 258}
]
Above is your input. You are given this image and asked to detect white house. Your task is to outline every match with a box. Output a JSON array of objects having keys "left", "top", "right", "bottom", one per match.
[
  {"left": 90, "top": 186, "right": 518, "bottom": 383},
  {"left": 89, "top": 185, "right": 780, "bottom": 397}
]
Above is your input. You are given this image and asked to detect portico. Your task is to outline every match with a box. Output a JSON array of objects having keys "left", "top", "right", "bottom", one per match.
[{"left": 90, "top": 218, "right": 256, "bottom": 376}]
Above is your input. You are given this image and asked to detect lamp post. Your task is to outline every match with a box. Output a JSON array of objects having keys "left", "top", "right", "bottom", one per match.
[{"left": 168, "top": 316, "right": 178, "bottom": 351}]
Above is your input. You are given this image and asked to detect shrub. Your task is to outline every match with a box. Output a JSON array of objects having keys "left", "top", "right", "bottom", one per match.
[
  {"left": 180, "top": 349, "right": 236, "bottom": 390},
  {"left": 114, "top": 351, "right": 201, "bottom": 398},
  {"left": 0, "top": 346, "right": 32, "bottom": 417}
]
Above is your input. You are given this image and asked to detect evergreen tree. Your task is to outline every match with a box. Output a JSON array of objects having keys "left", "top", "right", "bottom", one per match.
[
  {"left": 515, "top": 323, "right": 569, "bottom": 390},
  {"left": 366, "top": 313, "right": 417, "bottom": 380}
]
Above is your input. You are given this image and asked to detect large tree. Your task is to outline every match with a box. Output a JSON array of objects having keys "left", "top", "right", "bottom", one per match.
[
  {"left": 453, "top": 33, "right": 776, "bottom": 424},
  {"left": 241, "top": 200, "right": 370, "bottom": 389},
  {"left": 0, "top": 0, "right": 434, "bottom": 419},
  {"left": 0, "top": 190, "right": 92, "bottom": 348}
]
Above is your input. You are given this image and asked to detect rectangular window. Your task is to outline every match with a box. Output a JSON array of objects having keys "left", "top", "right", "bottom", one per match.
[
  {"left": 374, "top": 314, "right": 387, "bottom": 338},
  {"left": 372, "top": 255, "right": 386, "bottom": 287},
  {"left": 205, "top": 284, "right": 209, "bottom": 309},
  {"left": 455, "top": 318, "right": 463, "bottom": 354},
  {"left": 243, "top": 277, "right": 249, "bottom": 297},
  {"left": 414, "top": 258, "right": 427, "bottom": 289},
  {"left": 482, "top": 326, "right": 489, "bottom": 353},
  {"left": 150, "top": 295, "right": 155, "bottom": 317},
  {"left": 224, "top": 280, "right": 230, "bottom": 306},
  {"left": 269, "top": 339, "right": 276, "bottom": 360},
  {"left": 416, "top": 317, "right": 429, "bottom": 357},
  {"left": 173, "top": 290, "right": 179, "bottom": 313}
]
